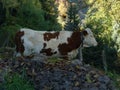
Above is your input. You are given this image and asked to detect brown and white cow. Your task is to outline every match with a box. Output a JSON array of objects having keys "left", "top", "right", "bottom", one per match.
[{"left": 15, "top": 28, "right": 97, "bottom": 59}]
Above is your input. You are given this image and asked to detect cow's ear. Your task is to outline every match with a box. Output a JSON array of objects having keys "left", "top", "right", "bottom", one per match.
[{"left": 83, "top": 30, "right": 88, "bottom": 36}]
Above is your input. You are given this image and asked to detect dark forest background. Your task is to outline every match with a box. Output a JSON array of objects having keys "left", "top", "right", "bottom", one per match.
[{"left": 0, "top": 0, "right": 120, "bottom": 89}]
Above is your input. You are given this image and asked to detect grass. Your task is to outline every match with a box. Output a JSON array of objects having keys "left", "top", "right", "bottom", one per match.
[
  {"left": 0, "top": 73, "right": 34, "bottom": 90},
  {"left": 107, "top": 71, "right": 120, "bottom": 90},
  {"left": 47, "top": 57, "right": 64, "bottom": 64}
]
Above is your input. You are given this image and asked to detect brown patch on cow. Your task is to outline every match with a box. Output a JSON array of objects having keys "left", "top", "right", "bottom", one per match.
[
  {"left": 43, "top": 43, "right": 47, "bottom": 48},
  {"left": 43, "top": 32, "right": 60, "bottom": 41},
  {"left": 40, "top": 43, "right": 57, "bottom": 56},
  {"left": 58, "top": 31, "right": 82, "bottom": 56},
  {"left": 40, "top": 48, "right": 57, "bottom": 56},
  {"left": 15, "top": 31, "right": 24, "bottom": 55},
  {"left": 83, "top": 30, "right": 88, "bottom": 36}
]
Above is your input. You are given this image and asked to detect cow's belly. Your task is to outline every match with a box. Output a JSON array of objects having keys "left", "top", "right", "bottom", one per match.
[
  {"left": 22, "top": 45, "right": 78, "bottom": 60},
  {"left": 49, "top": 49, "right": 78, "bottom": 60},
  {"left": 16, "top": 41, "right": 79, "bottom": 60}
]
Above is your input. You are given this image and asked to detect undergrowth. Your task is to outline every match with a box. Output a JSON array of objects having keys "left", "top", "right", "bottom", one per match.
[
  {"left": 0, "top": 73, "right": 34, "bottom": 90},
  {"left": 107, "top": 71, "right": 120, "bottom": 90}
]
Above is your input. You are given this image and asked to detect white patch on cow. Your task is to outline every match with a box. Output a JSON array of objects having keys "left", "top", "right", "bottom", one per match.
[
  {"left": 20, "top": 28, "right": 46, "bottom": 56},
  {"left": 68, "top": 49, "right": 78, "bottom": 59},
  {"left": 16, "top": 52, "right": 21, "bottom": 57},
  {"left": 83, "top": 28, "right": 97, "bottom": 47},
  {"left": 59, "top": 31, "right": 72, "bottom": 44}
]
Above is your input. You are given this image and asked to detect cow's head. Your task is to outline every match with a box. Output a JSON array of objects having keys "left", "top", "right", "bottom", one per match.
[{"left": 82, "top": 28, "right": 98, "bottom": 47}]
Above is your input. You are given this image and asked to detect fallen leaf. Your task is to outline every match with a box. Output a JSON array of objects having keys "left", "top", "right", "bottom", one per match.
[{"left": 75, "top": 81, "right": 80, "bottom": 86}]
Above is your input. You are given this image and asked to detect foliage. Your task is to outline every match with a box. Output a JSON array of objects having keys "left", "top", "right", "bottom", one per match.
[
  {"left": 0, "top": 0, "right": 57, "bottom": 30},
  {"left": 82, "top": 0, "right": 119, "bottom": 71},
  {"left": 107, "top": 71, "right": 120, "bottom": 90},
  {"left": 17, "top": 0, "right": 46, "bottom": 30},
  {"left": 0, "top": 1, "right": 6, "bottom": 25},
  {"left": 39, "top": 0, "right": 61, "bottom": 31},
  {"left": 56, "top": 0, "right": 69, "bottom": 28},
  {"left": 57, "top": 0, "right": 79, "bottom": 30},
  {"left": 64, "top": 2, "right": 79, "bottom": 31},
  {"left": 0, "top": 73, "right": 34, "bottom": 90},
  {"left": 0, "top": 24, "right": 21, "bottom": 47},
  {"left": 109, "top": 1, "right": 119, "bottom": 41}
]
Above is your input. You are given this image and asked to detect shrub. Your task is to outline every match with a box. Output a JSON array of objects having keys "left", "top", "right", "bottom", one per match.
[{"left": 0, "top": 73, "right": 34, "bottom": 90}]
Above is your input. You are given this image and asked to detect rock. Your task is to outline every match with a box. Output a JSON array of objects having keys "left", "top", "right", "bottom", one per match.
[
  {"left": 30, "top": 54, "right": 48, "bottom": 64},
  {"left": 89, "top": 87, "right": 99, "bottom": 90},
  {"left": 71, "top": 59, "right": 83, "bottom": 65},
  {"left": 98, "top": 75, "right": 110, "bottom": 84},
  {"left": 81, "top": 88, "right": 89, "bottom": 90},
  {"left": 0, "top": 74, "right": 4, "bottom": 83},
  {"left": 73, "top": 87, "right": 80, "bottom": 90},
  {"left": 98, "top": 84, "right": 107, "bottom": 90},
  {"left": 0, "top": 58, "right": 117, "bottom": 90}
]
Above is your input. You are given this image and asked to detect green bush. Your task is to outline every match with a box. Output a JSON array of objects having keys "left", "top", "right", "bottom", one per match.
[
  {"left": 0, "top": 73, "right": 34, "bottom": 90},
  {"left": 107, "top": 71, "right": 120, "bottom": 89},
  {"left": 0, "top": 24, "right": 21, "bottom": 47}
]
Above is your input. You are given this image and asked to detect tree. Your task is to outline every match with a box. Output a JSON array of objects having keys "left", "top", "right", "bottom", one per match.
[
  {"left": 83, "top": 0, "right": 119, "bottom": 70},
  {"left": 56, "top": 0, "right": 69, "bottom": 29},
  {"left": 39, "top": 0, "right": 61, "bottom": 31},
  {"left": 64, "top": 1, "right": 79, "bottom": 31},
  {"left": 0, "top": 1, "right": 6, "bottom": 25}
]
